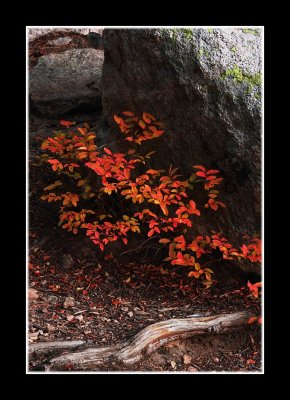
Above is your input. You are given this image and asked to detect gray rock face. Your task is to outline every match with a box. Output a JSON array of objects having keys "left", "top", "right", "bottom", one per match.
[
  {"left": 101, "top": 28, "right": 262, "bottom": 273},
  {"left": 30, "top": 48, "right": 104, "bottom": 117}
]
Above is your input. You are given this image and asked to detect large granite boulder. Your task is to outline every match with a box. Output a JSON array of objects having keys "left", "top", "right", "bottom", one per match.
[
  {"left": 101, "top": 28, "right": 262, "bottom": 273},
  {"left": 30, "top": 48, "right": 104, "bottom": 117}
]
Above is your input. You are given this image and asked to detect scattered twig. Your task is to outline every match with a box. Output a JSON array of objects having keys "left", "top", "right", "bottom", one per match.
[{"left": 121, "top": 236, "right": 157, "bottom": 256}]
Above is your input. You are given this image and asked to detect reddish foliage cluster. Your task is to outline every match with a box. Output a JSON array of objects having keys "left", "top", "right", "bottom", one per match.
[
  {"left": 114, "top": 111, "right": 165, "bottom": 144},
  {"left": 40, "top": 112, "right": 261, "bottom": 287}
]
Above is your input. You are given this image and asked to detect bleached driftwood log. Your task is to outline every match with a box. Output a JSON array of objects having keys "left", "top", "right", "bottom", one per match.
[{"left": 44, "top": 311, "right": 251, "bottom": 370}]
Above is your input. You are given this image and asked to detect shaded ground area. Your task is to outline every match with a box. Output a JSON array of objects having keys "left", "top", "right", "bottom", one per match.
[{"left": 29, "top": 119, "right": 261, "bottom": 372}]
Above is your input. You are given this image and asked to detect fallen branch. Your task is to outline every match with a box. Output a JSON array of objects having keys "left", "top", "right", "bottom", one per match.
[
  {"left": 42, "top": 311, "right": 251, "bottom": 370},
  {"left": 29, "top": 340, "right": 87, "bottom": 356}
]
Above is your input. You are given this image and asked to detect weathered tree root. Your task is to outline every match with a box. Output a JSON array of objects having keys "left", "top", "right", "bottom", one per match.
[{"left": 29, "top": 311, "right": 252, "bottom": 370}]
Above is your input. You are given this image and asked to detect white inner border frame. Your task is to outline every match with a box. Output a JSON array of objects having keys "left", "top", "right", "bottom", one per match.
[{"left": 26, "top": 25, "right": 264, "bottom": 374}]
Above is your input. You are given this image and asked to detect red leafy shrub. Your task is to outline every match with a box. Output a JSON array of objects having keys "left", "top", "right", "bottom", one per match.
[{"left": 40, "top": 112, "right": 261, "bottom": 286}]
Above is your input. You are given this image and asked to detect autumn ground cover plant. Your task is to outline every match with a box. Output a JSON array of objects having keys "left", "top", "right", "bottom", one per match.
[{"left": 40, "top": 111, "right": 261, "bottom": 294}]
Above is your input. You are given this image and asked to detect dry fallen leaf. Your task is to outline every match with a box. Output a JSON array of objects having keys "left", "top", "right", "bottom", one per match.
[
  {"left": 75, "top": 315, "right": 84, "bottom": 321},
  {"left": 66, "top": 315, "right": 74, "bottom": 322},
  {"left": 46, "top": 324, "right": 55, "bottom": 332},
  {"left": 170, "top": 361, "right": 176, "bottom": 369},
  {"left": 183, "top": 354, "right": 192, "bottom": 365},
  {"left": 63, "top": 297, "right": 75, "bottom": 309},
  {"left": 29, "top": 331, "right": 39, "bottom": 340},
  {"left": 28, "top": 288, "right": 39, "bottom": 300}
]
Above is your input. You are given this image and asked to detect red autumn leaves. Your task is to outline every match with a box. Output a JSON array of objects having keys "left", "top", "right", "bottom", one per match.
[
  {"left": 114, "top": 112, "right": 165, "bottom": 145},
  {"left": 193, "top": 165, "right": 225, "bottom": 210},
  {"left": 40, "top": 112, "right": 261, "bottom": 286},
  {"left": 247, "top": 281, "right": 262, "bottom": 298}
]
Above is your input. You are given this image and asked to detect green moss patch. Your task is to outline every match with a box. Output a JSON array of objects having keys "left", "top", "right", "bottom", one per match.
[{"left": 222, "top": 65, "right": 261, "bottom": 93}]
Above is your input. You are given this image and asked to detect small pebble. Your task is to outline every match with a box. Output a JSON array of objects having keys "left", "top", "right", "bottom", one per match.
[
  {"left": 46, "top": 323, "right": 55, "bottom": 332},
  {"left": 187, "top": 366, "right": 198, "bottom": 372},
  {"left": 63, "top": 296, "right": 75, "bottom": 309},
  {"left": 28, "top": 288, "right": 39, "bottom": 300},
  {"left": 183, "top": 354, "right": 192, "bottom": 365}
]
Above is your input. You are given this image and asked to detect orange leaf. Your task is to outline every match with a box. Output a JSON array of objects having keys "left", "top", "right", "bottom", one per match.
[
  {"left": 153, "top": 130, "right": 164, "bottom": 136},
  {"left": 205, "top": 272, "right": 212, "bottom": 281},
  {"left": 114, "top": 115, "right": 123, "bottom": 125},
  {"left": 248, "top": 317, "right": 258, "bottom": 324},
  {"left": 193, "top": 165, "right": 206, "bottom": 171},
  {"left": 138, "top": 120, "right": 146, "bottom": 129},
  {"left": 196, "top": 171, "right": 206, "bottom": 178},
  {"left": 71, "top": 199, "right": 78, "bottom": 207},
  {"left": 159, "top": 238, "right": 171, "bottom": 244},
  {"left": 206, "top": 175, "right": 217, "bottom": 181},
  {"left": 123, "top": 169, "right": 130, "bottom": 180},
  {"left": 127, "top": 149, "right": 136, "bottom": 155},
  {"left": 104, "top": 147, "right": 112, "bottom": 155},
  {"left": 86, "top": 134, "right": 96, "bottom": 141},
  {"left": 112, "top": 298, "right": 122, "bottom": 306},
  {"left": 247, "top": 281, "right": 261, "bottom": 298},
  {"left": 148, "top": 229, "right": 155, "bottom": 237},
  {"left": 143, "top": 113, "right": 151, "bottom": 124},
  {"left": 60, "top": 120, "right": 74, "bottom": 127},
  {"left": 122, "top": 111, "right": 135, "bottom": 116},
  {"left": 77, "top": 152, "right": 88, "bottom": 159},
  {"left": 77, "top": 127, "right": 87, "bottom": 135}
]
